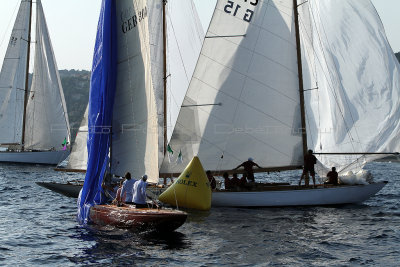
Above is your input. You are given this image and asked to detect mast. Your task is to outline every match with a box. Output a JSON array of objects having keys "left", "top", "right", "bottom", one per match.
[
  {"left": 21, "top": 0, "right": 33, "bottom": 150},
  {"left": 293, "top": 0, "right": 308, "bottom": 157},
  {"left": 162, "top": 0, "right": 168, "bottom": 155}
]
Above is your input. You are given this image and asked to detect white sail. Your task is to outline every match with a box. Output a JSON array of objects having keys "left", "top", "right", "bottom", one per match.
[
  {"left": 66, "top": 105, "right": 88, "bottom": 170},
  {"left": 165, "top": 0, "right": 204, "bottom": 142},
  {"left": 161, "top": 0, "right": 304, "bottom": 174},
  {"left": 111, "top": 0, "right": 159, "bottom": 182},
  {"left": 149, "top": 0, "right": 204, "bottom": 163},
  {"left": 24, "top": 0, "right": 70, "bottom": 150},
  {"left": 147, "top": 0, "right": 164, "bottom": 163},
  {"left": 0, "top": 1, "right": 31, "bottom": 145},
  {"left": 301, "top": 0, "right": 400, "bottom": 173}
]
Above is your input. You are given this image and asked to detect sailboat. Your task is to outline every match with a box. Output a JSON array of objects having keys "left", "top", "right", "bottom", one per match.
[
  {"left": 0, "top": 0, "right": 70, "bottom": 165},
  {"left": 159, "top": 0, "right": 400, "bottom": 207},
  {"left": 77, "top": 0, "right": 204, "bottom": 231}
]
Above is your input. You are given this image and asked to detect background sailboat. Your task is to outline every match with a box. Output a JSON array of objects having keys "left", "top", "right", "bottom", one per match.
[
  {"left": 159, "top": 0, "right": 399, "bottom": 206},
  {"left": 0, "top": 0, "right": 70, "bottom": 165}
]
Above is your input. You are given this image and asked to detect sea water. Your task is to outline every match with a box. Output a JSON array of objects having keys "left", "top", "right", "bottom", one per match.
[{"left": 0, "top": 161, "right": 399, "bottom": 266}]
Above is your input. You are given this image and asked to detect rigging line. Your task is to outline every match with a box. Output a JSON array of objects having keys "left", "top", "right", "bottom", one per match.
[
  {"left": 298, "top": 6, "right": 323, "bottom": 150},
  {"left": 312, "top": 2, "right": 361, "bottom": 143},
  {"left": 309, "top": 2, "right": 360, "bottom": 151},
  {"left": 167, "top": 14, "right": 190, "bottom": 84},
  {"left": 306, "top": 2, "right": 358, "bottom": 153},
  {"left": 0, "top": 1, "right": 20, "bottom": 49}
]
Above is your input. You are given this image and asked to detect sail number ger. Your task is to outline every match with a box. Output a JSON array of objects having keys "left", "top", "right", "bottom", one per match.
[
  {"left": 121, "top": 6, "right": 148, "bottom": 34},
  {"left": 224, "top": 0, "right": 258, "bottom": 23}
]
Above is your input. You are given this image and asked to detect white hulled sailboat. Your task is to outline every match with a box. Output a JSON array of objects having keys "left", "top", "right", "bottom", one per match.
[
  {"left": 159, "top": 0, "right": 400, "bottom": 206},
  {"left": 0, "top": 0, "right": 70, "bottom": 165}
]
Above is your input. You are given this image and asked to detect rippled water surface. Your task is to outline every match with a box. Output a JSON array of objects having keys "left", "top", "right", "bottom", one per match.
[{"left": 0, "top": 162, "right": 399, "bottom": 266}]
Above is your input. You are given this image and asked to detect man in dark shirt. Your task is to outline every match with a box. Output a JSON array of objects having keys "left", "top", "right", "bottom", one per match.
[
  {"left": 325, "top": 167, "right": 339, "bottom": 185},
  {"left": 299, "top": 150, "right": 317, "bottom": 187},
  {"left": 206, "top": 170, "right": 217, "bottom": 190},
  {"left": 233, "top": 158, "right": 261, "bottom": 182}
]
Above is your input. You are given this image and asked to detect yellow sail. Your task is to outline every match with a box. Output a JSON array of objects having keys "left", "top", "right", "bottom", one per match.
[{"left": 159, "top": 156, "right": 211, "bottom": 210}]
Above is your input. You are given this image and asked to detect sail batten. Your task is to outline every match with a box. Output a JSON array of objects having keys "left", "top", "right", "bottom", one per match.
[{"left": 161, "top": 0, "right": 304, "bottom": 174}]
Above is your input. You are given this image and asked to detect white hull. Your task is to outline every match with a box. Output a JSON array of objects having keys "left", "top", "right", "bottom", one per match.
[
  {"left": 211, "top": 182, "right": 387, "bottom": 207},
  {"left": 0, "top": 150, "right": 69, "bottom": 165}
]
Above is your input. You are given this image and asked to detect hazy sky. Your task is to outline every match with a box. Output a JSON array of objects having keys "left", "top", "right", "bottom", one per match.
[{"left": 0, "top": 0, "right": 399, "bottom": 70}]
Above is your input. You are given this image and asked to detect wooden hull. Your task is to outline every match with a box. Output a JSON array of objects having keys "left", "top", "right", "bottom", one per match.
[
  {"left": 36, "top": 182, "right": 82, "bottom": 198},
  {"left": 0, "top": 150, "right": 69, "bottom": 165},
  {"left": 89, "top": 205, "right": 187, "bottom": 232},
  {"left": 211, "top": 182, "right": 388, "bottom": 207}
]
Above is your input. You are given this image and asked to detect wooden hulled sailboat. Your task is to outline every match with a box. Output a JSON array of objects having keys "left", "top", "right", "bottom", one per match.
[
  {"left": 0, "top": 0, "right": 70, "bottom": 165},
  {"left": 78, "top": 0, "right": 204, "bottom": 231},
  {"left": 159, "top": 0, "right": 400, "bottom": 207}
]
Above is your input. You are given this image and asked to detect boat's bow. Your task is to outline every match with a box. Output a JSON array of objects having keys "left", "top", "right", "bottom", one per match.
[{"left": 89, "top": 205, "right": 187, "bottom": 232}]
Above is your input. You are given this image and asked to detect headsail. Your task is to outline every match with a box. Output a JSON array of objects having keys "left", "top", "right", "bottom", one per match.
[
  {"left": 0, "top": 1, "right": 31, "bottom": 145},
  {"left": 161, "top": 0, "right": 304, "bottom": 174},
  {"left": 24, "top": 0, "right": 70, "bottom": 150},
  {"left": 66, "top": 105, "right": 88, "bottom": 171},
  {"left": 300, "top": 0, "right": 400, "bottom": 173}
]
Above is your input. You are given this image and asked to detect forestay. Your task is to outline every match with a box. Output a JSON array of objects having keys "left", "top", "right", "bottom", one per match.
[
  {"left": 300, "top": 0, "right": 400, "bottom": 173},
  {"left": 165, "top": 0, "right": 204, "bottom": 142},
  {"left": 161, "top": 0, "right": 304, "bottom": 174},
  {"left": 149, "top": 0, "right": 204, "bottom": 164},
  {"left": 24, "top": 0, "right": 70, "bottom": 150},
  {"left": 0, "top": 1, "right": 31, "bottom": 145}
]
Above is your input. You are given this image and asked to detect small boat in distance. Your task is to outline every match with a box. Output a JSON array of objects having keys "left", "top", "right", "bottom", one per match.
[{"left": 0, "top": 0, "right": 70, "bottom": 165}]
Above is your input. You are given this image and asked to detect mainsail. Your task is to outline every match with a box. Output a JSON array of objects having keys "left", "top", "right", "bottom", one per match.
[
  {"left": 300, "top": 0, "right": 400, "bottom": 173},
  {"left": 111, "top": 0, "right": 204, "bottom": 181},
  {"left": 24, "top": 0, "right": 70, "bottom": 150},
  {"left": 161, "top": 0, "right": 304, "bottom": 174},
  {"left": 0, "top": 1, "right": 31, "bottom": 144},
  {"left": 111, "top": 0, "right": 160, "bottom": 182}
]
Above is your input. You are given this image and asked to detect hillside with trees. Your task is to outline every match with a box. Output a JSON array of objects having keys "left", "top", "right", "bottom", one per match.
[
  {"left": 59, "top": 69, "right": 90, "bottom": 143},
  {"left": 396, "top": 52, "right": 400, "bottom": 63}
]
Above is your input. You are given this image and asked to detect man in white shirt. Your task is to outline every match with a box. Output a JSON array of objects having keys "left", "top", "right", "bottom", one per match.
[
  {"left": 133, "top": 174, "right": 148, "bottom": 208},
  {"left": 120, "top": 172, "right": 137, "bottom": 203}
]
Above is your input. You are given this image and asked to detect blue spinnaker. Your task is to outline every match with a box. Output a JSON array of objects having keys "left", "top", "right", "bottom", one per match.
[{"left": 77, "top": 0, "right": 117, "bottom": 224}]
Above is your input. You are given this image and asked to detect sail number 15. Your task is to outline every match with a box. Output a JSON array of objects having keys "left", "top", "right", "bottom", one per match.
[{"left": 224, "top": 0, "right": 258, "bottom": 23}]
